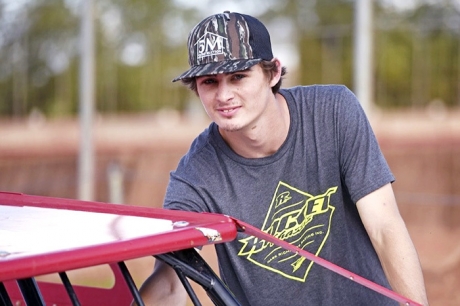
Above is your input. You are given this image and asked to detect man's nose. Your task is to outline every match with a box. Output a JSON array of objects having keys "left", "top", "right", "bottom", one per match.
[{"left": 216, "top": 80, "right": 234, "bottom": 102}]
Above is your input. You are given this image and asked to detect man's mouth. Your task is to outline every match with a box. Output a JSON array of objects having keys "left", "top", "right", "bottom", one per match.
[{"left": 218, "top": 106, "right": 240, "bottom": 116}]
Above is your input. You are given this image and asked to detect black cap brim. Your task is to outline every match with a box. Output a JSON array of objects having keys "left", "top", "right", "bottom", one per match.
[{"left": 172, "top": 58, "right": 262, "bottom": 82}]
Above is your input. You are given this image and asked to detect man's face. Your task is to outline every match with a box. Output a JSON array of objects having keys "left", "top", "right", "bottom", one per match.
[{"left": 196, "top": 64, "right": 277, "bottom": 133}]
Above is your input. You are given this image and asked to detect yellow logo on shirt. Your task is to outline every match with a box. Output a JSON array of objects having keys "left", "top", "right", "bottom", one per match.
[{"left": 238, "top": 182, "right": 337, "bottom": 282}]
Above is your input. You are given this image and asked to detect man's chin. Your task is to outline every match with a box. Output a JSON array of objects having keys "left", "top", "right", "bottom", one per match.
[{"left": 218, "top": 123, "right": 242, "bottom": 133}]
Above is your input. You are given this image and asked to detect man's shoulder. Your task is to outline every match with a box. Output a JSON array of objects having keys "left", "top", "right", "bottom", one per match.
[
  {"left": 186, "top": 124, "right": 214, "bottom": 156},
  {"left": 178, "top": 123, "right": 220, "bottom": 169},
  {"left": 282, "top": 84, "right": 351, "bottom": 96},
  {"left": 281, "top": 84, "right": 355, "bottom": 110}
]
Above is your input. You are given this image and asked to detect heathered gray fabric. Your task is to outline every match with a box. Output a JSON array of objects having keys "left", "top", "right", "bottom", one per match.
[{"left": 164, "top": 85, "right": 397, "bottom": 306}]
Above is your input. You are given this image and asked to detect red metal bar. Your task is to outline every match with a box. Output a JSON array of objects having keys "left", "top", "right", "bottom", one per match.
[
  {"left": 0, "top": 191, "right": 423, "bottom": 305},
  {"left": 0, "top": 192, "right": 237, "bottom": 282}
]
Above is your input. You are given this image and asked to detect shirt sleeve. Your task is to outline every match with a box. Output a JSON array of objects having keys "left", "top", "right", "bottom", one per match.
[
  {"left": 336, "top": 87, "right": 395, "bottom": 203},
  {"left": 163, "top": 168, "right": 210, "bottom": 213}
]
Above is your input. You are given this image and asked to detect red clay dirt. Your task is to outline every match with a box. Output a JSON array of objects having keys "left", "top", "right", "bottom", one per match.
[{"left": 0, "top": 109, "right": 459, "bottom": 305}]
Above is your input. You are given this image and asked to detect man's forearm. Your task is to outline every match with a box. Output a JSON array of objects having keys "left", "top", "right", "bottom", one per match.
[
  {"left": 374, "top": 219, "right": 429, "bottom": 305},
  {"left": 135, "top": 261, "right": 187, "bottom": 306},
  {"left": 357, "top": 184, "right": 429, "bottom": 305}
]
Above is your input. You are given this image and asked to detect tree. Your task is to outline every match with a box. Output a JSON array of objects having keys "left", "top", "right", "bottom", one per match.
[{"left": 0, "top": 0, "right": 459, "bottom": 117}]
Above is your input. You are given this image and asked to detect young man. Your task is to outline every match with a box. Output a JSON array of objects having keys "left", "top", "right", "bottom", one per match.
[{"left": 138, "top": 11, "right": 428, "bottom": 306}]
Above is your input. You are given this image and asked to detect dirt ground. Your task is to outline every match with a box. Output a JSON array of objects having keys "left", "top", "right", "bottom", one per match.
[{"left": 1, "top": 108, "right": 459, "bottom": 305}]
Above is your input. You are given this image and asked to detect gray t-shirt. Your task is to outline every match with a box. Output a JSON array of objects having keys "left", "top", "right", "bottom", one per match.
[{"left": 164, "top": 85, "right": 397, "bottom": 306}]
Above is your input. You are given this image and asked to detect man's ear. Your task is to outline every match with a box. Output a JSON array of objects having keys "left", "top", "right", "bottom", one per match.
[{"left": 269, "top": 58, "right": 282, "bottom": 87}]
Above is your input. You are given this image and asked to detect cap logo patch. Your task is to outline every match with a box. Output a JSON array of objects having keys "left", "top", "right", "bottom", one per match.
[{"left": 196, "top": 31, "right": 228, "bottom": 61}]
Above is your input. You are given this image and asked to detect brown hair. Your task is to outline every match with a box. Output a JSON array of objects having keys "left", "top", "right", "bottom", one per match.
[{"left": 181, "top": 60, "right": 287, "bottom": 95}]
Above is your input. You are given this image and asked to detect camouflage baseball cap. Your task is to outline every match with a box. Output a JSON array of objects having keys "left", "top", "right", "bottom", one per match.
[{"left": 172, "top": 11, "right": 274, "bottom": 82}]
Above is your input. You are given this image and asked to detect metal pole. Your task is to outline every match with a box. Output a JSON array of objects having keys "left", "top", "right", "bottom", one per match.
[
  {"left": 78, "top": 0, "right": 95, "bottom": 201},
  {"left": 107, "top": 161, "right": 124, "bottom": 204},
  {"left": 353, "top": 0, "right": 373, "bottom": 114}
]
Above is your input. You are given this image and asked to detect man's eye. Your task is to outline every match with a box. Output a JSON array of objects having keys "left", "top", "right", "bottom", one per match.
[
  {"left": 232, "top": 74, "right": 245, "bottom": 80},
  {"left": 202, "top": 78, "right": 216, "bottom": 85}
]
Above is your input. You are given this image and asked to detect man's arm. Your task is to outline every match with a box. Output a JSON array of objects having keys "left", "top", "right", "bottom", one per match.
[
  {"left": 356, "top": 183, "right": 429, "bottom": 305},
  {"left": 134, "top": 259, "right": 187, "bottom": 306}
]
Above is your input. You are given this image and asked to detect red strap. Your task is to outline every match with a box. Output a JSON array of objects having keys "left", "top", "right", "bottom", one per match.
[{"left": 232, "top": 218, "right": 422, "bottom": 306}]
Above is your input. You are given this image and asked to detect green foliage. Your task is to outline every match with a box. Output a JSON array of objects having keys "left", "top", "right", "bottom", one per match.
[
  {"left": 375, "top": 1, "right": 460, "bottom": 108},
  {"left": 0, "top": 0, "right": 459, "bottom": 118},
  {"left": 375, "top": 29, "right": 413, "bottom": 107}
]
